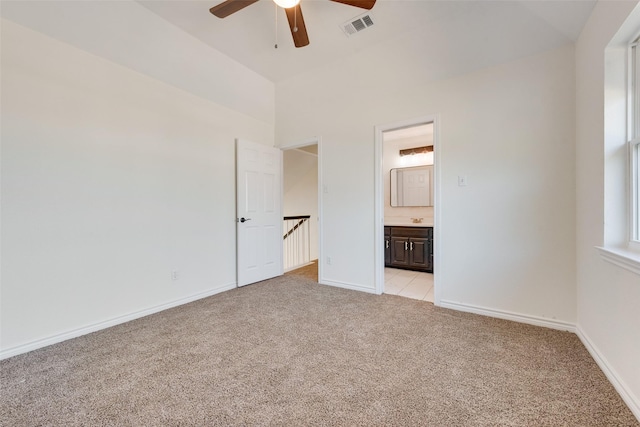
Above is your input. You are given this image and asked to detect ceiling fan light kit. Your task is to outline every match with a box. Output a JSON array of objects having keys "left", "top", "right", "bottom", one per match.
[
  {"left": 399, "top": 146, "right": 433, "bottom": 157},
  {"left": 210, "top": 0, "right": 376, "bottom": 48}
]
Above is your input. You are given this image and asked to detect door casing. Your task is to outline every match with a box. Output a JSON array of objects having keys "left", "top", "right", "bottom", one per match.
[
  {"left": 278, "top": 137, "right": 323, "bottom": 284},
  {"left": 374, "top": 116, "right": 441, "bottom": 302}
]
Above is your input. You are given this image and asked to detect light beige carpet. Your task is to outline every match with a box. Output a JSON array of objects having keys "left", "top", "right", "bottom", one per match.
[{"left": 1, "top": 275, "right": 638, "bottom": 426}]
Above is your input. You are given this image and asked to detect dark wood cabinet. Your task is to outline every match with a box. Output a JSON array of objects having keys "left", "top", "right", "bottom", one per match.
[
  {"left": 390, "top": 237, "right": 410, "bottom": 266},
  {"left": 409, "top": 237, "right": 429, "bottom": 269},
  {"left": 384, "top": 227, "right": 391, "bottom": 266},
  {"left": 385, "top": 226, "right": 433, "bottom": 273}
]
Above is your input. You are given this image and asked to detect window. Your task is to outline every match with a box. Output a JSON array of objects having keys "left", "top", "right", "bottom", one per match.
[
  {"left": 598, "top": 13, "right": 640, "bottom": 275},
  {"left": 630, "top": 39, "right": 640, "bottom": 245},
  {"left": 632, "top": 139, "right": 640, "bottom": 242}
]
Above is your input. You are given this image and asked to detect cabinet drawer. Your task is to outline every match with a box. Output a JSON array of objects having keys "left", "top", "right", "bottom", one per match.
[{"left": 389, "top": 226, "right": 431, "bottom": 238}]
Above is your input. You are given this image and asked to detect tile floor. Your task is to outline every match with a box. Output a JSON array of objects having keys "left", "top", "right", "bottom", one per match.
[{"left": 384, "top": 268, "right": 434, "bottom": 303}]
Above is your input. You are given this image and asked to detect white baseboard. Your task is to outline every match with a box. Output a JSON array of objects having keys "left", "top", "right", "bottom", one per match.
[
  {"left": 435, "top": 301, "right": 639, "bottom": 421},
  {"left": 0, "top": 282, "right": 237, "bottom": 360},
  {"left": 319, "top": 279, "right": 377, "bottom": 295},
  {"left": 576, "top": 326, "right": 640, "bottom": 422},
  {"left": 438, "top": 300, "right": 576, "bottom": 332}
]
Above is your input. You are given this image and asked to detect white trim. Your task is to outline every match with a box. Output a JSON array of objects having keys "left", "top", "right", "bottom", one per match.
[
  {"left": 439, "top": 300, "right": 576, "bottom": 332},
  {"left": 374, "top": 115, "right": 440, "bottom": 298},
  {"left": 318, "top": 139, "right": 324, "bottom": 284},
  {"left": 278, "top": 136, "right": 323, "bottom": 283},
  {"left": 374, "top": 125, "right": 385, "bottom": 295},
  {"left": 319, "top": 279, "right": 377, "bottom": 295},
  {"left": 278, "top": 136, "right": 321, "bottom": 150},
  {"left": 596, "top": 246, "right": 640, "bottom": 276},
  {"left": 576, "top": 326, "right": 640, "bottom": 422},
  {"left": 630, "top": 139, "right": 640, "bottom": 243},
  {"left": 432, "top": 117, "right": 442, "bottom": 305},
  {"left": 628, "top": 40, "right": 640, "bottom": 246},
  {"left": 0, "top": 282, "right": 237, "bottom": 360}
]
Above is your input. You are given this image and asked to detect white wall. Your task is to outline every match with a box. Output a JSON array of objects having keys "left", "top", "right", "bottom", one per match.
[
  {"left": 283, "top": 149, "right": 319, "bottom": 261},
  {"left": 575, "top": 1, "right": 640, "bottom": 418},
  {"left": 277, "top": 44, "right": 577, "bottom": 322},
  {"left": 2, "top": 2, "right": 638, "bottom": 418},
  {"left": 0, "top": 1, "right": 274, "bottom": 125},
  {"left": 0, "top": 19, "right": 274, "bottom": 357}
]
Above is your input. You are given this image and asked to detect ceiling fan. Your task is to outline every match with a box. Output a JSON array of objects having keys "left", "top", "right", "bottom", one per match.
[{"left": 209, "top": 0, "right": 376, "bottom": 48}]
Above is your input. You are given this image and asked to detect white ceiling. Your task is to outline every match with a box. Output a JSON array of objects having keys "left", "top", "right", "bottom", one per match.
[
  {"left": 1, "top": 0, "right": 597, "bottom": 89},
  {"left": 138, "top": 0, "right": 597, "bottom": 83}
]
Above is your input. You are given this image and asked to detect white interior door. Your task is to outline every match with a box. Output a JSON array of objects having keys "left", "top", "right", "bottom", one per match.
[
  {"left": 236, "top": 139, "right": 283, "bottom": 287},
  {"left": 402, "top": 167, "right": 431, "bottom": 206}
]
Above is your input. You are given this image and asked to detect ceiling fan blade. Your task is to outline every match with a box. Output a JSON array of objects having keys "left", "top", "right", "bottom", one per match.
[
  {"left": 210, "top": 0, "right": 260, "bottom": 18},
  {"left": 285, "top": 5, "right": 309, "bottom": 48},
  {"left": 329, "top": 0, "right": 376, "bottom": 10}
]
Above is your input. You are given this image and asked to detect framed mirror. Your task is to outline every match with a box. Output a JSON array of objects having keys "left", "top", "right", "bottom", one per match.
[{"left": 390, "top": 165, "right": 433, "bottom": 207}]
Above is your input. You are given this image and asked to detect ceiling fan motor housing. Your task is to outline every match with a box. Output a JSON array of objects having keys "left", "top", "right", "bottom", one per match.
[{"left": 209, "top": 0, "right": 376, "bottom": 48}]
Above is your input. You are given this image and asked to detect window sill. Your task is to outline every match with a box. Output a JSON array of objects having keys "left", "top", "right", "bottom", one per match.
[{"left": 596, "top": 246, "right": 640, "bottom": 276}]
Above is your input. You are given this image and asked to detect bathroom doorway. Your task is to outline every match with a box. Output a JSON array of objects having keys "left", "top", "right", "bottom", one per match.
[{"left": 374, "top": 117, "right": 439, "bottom": 303}]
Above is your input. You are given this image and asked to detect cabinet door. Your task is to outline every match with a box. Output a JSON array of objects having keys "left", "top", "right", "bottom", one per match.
[
  {"left": 409, "top": 237, "right": 430, "bottom": 270},
  {"left": 390, "top": 237, "right": 409, "bottom": 267},
  {"left": 384, "top": 227, "right": 391, "bottom": 266},
  {"left": 384, "top": 235, "right": 391, "bottom": 266},
  {"left": 428, "top": 237, "right": 433, "bottom": 273}
]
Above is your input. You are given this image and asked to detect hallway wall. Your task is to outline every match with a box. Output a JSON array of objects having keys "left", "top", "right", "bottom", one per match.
[{"left": 283, "top": 148, "right": 319, "bottom": 262}]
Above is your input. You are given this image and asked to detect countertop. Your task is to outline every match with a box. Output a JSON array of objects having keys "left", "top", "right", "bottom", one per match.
[{"left": 384, "top": 222, "right": 434, "bottom": 227}]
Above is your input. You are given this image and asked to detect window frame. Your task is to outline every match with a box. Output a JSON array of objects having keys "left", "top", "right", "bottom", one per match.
[
  {"left": 597, "top": 15, "right": 640, "bottom": 276},
  {"left": 628, "top": 39, "right": 640, "bottom": 248},
  {"left": 630, "top": 139, "right": 640, "bottom": 245}
]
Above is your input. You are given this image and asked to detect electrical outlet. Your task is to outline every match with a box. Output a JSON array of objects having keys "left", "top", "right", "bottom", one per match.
[
  {"left": 171, "top": 270, "right": 178, "bottom": 281},
  {"left": 326, "top": 256, "right": 332, "bottom": 265}
]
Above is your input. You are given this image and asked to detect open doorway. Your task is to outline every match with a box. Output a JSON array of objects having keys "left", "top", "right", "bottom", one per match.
[
  {"left": 375, "top": 117, "right": 439, "bottom": 303},
  {"left": 282, "top": 143, "right": 320, "bottom": 282}
]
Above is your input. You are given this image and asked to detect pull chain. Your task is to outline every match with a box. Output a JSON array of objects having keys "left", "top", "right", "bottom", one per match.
[
  {"left": 274, "top": 3, "right": 278, "bottom": 49},
  {"left": 293, "top": 6, "right": 298, "bottom": 33}
]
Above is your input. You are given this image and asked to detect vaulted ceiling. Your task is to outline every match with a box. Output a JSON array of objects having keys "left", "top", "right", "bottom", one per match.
[
  {"left": 2, "top": 0, "right": 596, "bottom": 85},
  {"left": 140, "top": 0, "right": 596, "bottom": 82}
]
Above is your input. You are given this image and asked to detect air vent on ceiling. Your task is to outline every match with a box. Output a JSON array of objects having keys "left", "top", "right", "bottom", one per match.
[{"left": 341, "top": 12, "right": 374, "bottom": 37}]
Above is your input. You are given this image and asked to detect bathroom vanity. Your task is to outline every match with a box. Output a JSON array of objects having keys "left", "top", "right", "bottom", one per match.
[{"left": 384, "top": 226, "right": 433, "bottom": 273}]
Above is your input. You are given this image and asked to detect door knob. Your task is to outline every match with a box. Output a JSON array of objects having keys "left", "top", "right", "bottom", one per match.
[{"left": 239, "top": 217, "right": 252, "bottom": 223}]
